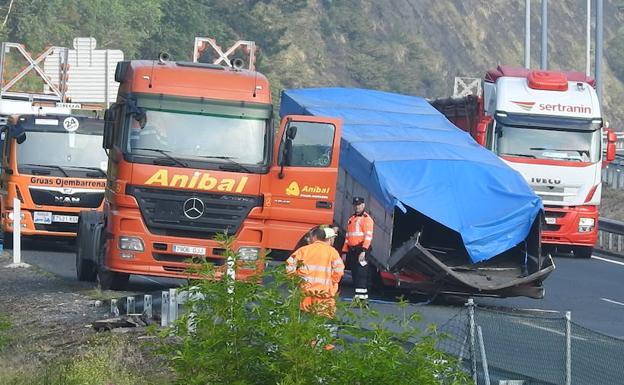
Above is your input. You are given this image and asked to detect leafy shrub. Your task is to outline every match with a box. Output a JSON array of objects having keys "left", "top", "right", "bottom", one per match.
[{"left": 159, "top": 233, "right": 471, "bottom": 385}]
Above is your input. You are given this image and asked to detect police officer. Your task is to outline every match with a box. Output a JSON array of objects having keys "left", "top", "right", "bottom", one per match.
[{"left": 342, "top": 197, "right": 374, "bottom": 302}]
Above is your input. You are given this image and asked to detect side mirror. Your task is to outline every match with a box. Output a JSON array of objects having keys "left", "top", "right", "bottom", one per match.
[
  {"left": 475, "top": 117, "right": 492, "bottom": 146},
  {"left": 7, "top": 120, "right": 27, "bottom": 145},
  {"left": 103, "top": 104, "right": 117, "bottom": 150},
  {"left": 286, "top": 125, "right": 297, "bottom": 140},
  {"left": 606, "top": 128, "right": 617, "bottom": 163},
  {"left": 278, "top": 138, "right": 293, "bottom": 179}
]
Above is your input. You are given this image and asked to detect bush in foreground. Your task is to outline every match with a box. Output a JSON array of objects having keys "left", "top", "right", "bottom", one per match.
[{"left": 159, "top": 234, "right": 471, "bottom": 385}]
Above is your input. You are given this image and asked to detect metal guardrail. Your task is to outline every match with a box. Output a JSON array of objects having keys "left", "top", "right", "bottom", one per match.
[{"left": 597, "top": 217, "right": 624, "bottom": 255}]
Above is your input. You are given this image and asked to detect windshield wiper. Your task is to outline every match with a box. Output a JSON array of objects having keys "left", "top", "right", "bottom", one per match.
[
  {"left": 200, "top": 156, "right": 254, "bottom": 173},
  {"left": 500, "top": 153, "right": 536, "bottom": 158},
  {"left": 21, "top": 163, "right": 69, "bottom": 177},
  {"left": 63, "top": 166, "right": 106, "bottom": 177},
  {"left": 132, "top": 148, "right": 188, "bottom": 168},
  {"left": 530, "top": 147, "right": 588, "bottom": 155}
]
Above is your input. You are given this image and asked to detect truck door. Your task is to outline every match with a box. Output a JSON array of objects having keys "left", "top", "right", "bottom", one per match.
[{"left": 268, "top": 115, "right": 342, "bottom": 226}]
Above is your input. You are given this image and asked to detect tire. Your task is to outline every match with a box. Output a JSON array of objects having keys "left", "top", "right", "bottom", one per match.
[
  {"left": 76, "top": 228, "right": 97, "bottom": 282},
  {"left": 573, "top": 246, "right": 593, "bottom": 259},
  {"left": 75, "top": 212, "right": 101, "bottom": 282},
  {"left": 97, "top": 267, "right": 130, "bottom": 291},
  {"left": 2, "top": 231, "right": 13, "bottom": 249}
]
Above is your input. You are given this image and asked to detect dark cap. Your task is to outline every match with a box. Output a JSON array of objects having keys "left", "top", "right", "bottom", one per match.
[{"left": 352, "top": 196, "right": 365, "bottom": 205}]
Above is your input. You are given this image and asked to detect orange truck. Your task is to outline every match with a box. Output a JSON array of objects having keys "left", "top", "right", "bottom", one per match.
[
  {"left": 75, "top": 39, "right": 342, "bottom": 289},
  {"left": 0, "top": 38, "right": 123, "bottom": 245},
  {"left": 1, "top": 114, "right": 107, "bottom": 244}
]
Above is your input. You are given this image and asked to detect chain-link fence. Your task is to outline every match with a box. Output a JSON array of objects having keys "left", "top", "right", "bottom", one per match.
[{"left": 434, "top": 300, "right": 624, "bottom": 385}]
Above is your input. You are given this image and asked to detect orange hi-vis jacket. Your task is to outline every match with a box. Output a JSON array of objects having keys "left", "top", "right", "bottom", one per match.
[
  {"left": 342, "top": 212, "right": 374, "bottom": 253},
  {"left": 286, "top": 241, "right": 345, "bottom": 315}
]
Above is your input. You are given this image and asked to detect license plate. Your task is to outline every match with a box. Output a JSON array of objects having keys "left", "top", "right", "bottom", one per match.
[
  {"left": 52, "top": 214, "right": 79, "bottom": 223},
  {"left": 33, "top": 211, "right": 52, "bottom": 224},
  {"left": 173, "top": 244, "right": 206, "bottom": 256},
  {"left": 545, "top": 217, "right": 556, "bottom": 225}
]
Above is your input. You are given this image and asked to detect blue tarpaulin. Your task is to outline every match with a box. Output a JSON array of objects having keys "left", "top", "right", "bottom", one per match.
[{"left": 280, "top": 88, "right": 543, "bottom": 263}]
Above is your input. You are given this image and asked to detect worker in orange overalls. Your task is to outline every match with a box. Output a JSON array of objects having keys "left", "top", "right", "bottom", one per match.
[
  {"left": 286, "top": 227, "right": 345, "bottom": 318},
  {"left": 342, "top": 196, "right": 374, "bottom": 303}
]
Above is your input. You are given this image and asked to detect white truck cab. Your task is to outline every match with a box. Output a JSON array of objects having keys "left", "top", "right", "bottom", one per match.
[{"left": 482, "top": 67, "right": 615, "bottom": 258}]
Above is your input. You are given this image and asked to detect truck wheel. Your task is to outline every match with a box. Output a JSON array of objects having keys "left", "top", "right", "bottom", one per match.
[
  {"left": 76, "top": 230, "right": 97, "bottom": 282},
  {"left": 97, "top": 267, "right": 130, "bottom": 291},
  {"left": 2, "top": 231, "right": 12, "bottom": 249},
  {"left": 75, "top": 212, "right": 103, "bottom": 282},
  {"left": 573, "top": 246, "right": 593, "bottom": 259}
]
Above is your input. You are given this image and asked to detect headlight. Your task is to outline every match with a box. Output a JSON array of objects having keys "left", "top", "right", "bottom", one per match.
[
  {"left": 238, "top": 247, "right": 260, "bottom": 262},
  {"left": 579, "top": 218, "right": 595, "bottom": 226},
  {"left": 7, "top": 212, "right": 25, "bottom": 221},
  {"left": 578, "top": 217, "right": 595, "bottom": 233},
  {"left": 119, "top": 236, "right": 144, "bottom": 251}
]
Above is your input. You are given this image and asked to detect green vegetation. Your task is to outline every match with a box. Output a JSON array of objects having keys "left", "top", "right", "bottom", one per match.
[
  {"left": 2, "top": 0, "right": 624, "bottom": 126},
  {"left": 158, "top": 233, "right": 470, "bottom": 385},
  {"left": 0, "top": 314, "right": 11, "bottom": 350},
  {"left": 0, "top": 334, "right": 170, "bottom": 385}
]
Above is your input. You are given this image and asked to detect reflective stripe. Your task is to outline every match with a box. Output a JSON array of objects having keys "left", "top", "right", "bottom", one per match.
[
  {"left": 303, "top": 264, "right": 332, "bottom": 273},
  {"left": 365, "top": 231, "right": 373, "bottom": 235},
  {"left": 302, "top": 276, "right": 332, "bottom": 285},
  {"left": 355, "top": 288, "right": 368, "bottom": 293},
  {"left": 346, "top": 231, "right": 364, "bottom": 236},
  {"left": 285, "top": 265, "right": 296, "bottom": 273},
  {"left": 333, "top": 268, "right": 344, "bottom": 274},
  {"left": 354, "top": 294, "right": 369, "bottom": 299},
  {"left": 286, "top": 257, "right": 297, "bottom": 264}
]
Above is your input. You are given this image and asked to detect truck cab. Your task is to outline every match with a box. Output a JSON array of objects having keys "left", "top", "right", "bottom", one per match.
[
  {"left": 480, "top": 67, "right": 615, "bottom": 258},
  {"left": 1, "top": 114, "right": 107, "bottom": 242},
  {"left": 76, "top": 45, "right": 342, "bottom": 289}
]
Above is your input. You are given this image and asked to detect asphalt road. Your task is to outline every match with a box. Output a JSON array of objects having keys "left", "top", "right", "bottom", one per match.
[{"left": 12, "top": 239, "right": 624, "bottom": 339}]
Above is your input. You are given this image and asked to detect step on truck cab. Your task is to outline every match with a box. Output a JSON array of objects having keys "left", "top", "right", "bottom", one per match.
[
  {"left": 432, "top": 67, "right": 617, "bottom": 259},
  {"left": 76, "top": 39, "right": 342, "bottom": 289},
  {"left": 1, "top": 114, "right": 107, "bottom": 243}
]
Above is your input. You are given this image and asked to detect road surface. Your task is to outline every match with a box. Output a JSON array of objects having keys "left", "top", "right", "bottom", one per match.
[{"left": 14, "top": 239, "right": 624, "bottom": 339}]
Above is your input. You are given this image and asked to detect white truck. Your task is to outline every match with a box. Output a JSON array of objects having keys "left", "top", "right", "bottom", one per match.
[{"left": 432, "top": 66, "right": 617, "bottom": 258}]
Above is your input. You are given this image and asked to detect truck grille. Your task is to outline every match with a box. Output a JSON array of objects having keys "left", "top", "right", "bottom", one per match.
[
  {"left": 29, "top": 188, "right": 104, "bottom": 208},
  {"left": 127, "top": 186, "right": 262, "bottom": 240}
]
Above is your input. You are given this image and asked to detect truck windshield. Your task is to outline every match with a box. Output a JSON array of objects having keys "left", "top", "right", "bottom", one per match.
[
  {"left": 496, "top": 124, "right": 601, "bottom": 163},
  {"left": 125, "top": 95, "right": 271, "bottom": 171},
  {"left": 16, "top": 117, "right": 108, "bottom": 178}
]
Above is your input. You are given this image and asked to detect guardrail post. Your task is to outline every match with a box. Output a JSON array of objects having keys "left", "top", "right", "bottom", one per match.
[
  {"left": 169, "top": 288, "right": 177, "bottom": 324},
  {"left": 565, "top": 311, "right": 572, "bottom": 385},
  {"left": 598, "top": 231, "right": 604, "bottom": 249},
  {"left": 126, "top": 296, "right": 135, "bottom": 314},
  {"left": 466, "top": 298, "right": 477, "bottom": 383},
  {"left": 161, "top": 291, "right": 169, "bottom": 327},
  {"left": 608, "top": 233, "right": 614, "bottom": 250},
  {"left": 110, "top": 299, "right": 119, "bottom": 317},
  {"left": 477, "top": 325, "right": 490, "bottom": 385},
  {"left": 143, "top": 294, "right": 152, "bottom": 319}
]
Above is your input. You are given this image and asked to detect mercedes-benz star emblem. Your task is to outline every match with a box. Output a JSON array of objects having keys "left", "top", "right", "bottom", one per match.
[{"left": 183, "top": 197, "right": 204, "bottom": 220}]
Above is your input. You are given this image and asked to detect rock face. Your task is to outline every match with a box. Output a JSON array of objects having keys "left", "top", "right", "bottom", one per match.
[{"left": 264, "top": 0, "right": 624, "bottom": 126}]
